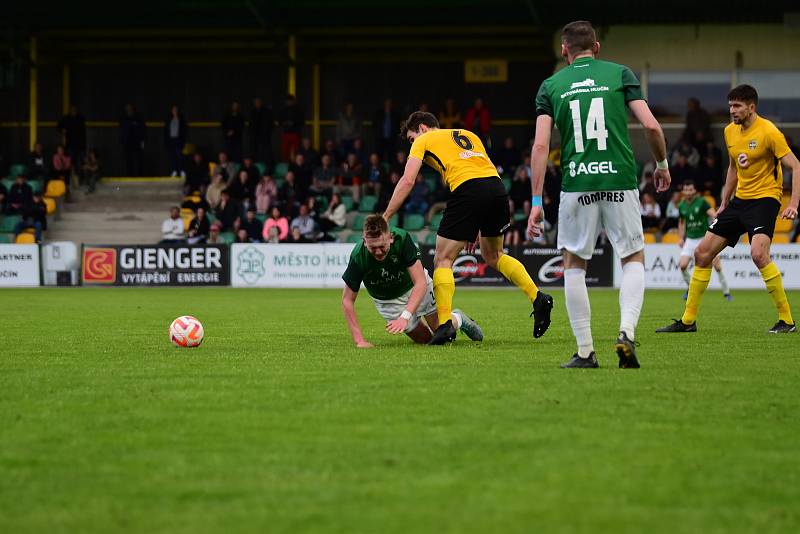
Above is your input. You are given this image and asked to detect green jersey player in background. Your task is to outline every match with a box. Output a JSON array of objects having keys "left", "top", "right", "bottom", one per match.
[
  {"left": 528, "top": 20, "right": 671, "bottom": 368},
  {"left": 341, "top": 215, "right": 483, "bottom": 347},
  {"left": 677, "top": 180, "right": 731, "bottom": 301}
]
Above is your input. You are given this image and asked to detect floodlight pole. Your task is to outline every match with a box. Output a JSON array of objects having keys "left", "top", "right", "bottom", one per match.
[
  {"left": 312, "top": 63, "right": 320, "bottom": 150},
  {"left": 288, "top": 34, "right": 296, "bottom": 96},
  {"left": 29, "top": 35, "right": 38, "bottom": 151}
]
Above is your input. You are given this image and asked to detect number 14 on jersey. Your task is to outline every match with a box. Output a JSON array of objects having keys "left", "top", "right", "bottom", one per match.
[{"left": 569, "top": 97, "right": 609, "bottom": 153}]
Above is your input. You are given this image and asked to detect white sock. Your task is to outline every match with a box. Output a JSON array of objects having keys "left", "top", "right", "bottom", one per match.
[
  {"left": 681, "top": 267, "right": 691, "bottom": 285},
  {"left": 564, "top": 268, "right": 593, "bottom": 358},
  {"left": 619, "top": 261, "right": 645, "bottom": 340},
  {"left": 716, "top": 268, "right": 730, "bottom": 294},
  {"left": 450, "top": 311, "right": 463, "bottom": 329}
]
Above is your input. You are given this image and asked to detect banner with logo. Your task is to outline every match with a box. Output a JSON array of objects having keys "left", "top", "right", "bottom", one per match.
[
  {"left": 419, "top": 244, "right": 615, "bottom": 287},
  {"left": 0, "top": 244, "right": 40, "bottom": 287},
  {"left": 623, "top": 244, "right": 800, "bottom": 289},
  {"left": 81, "top": 244, "right": 229, "bottom": 286},
  {"left": 231, "top": 243, "right": 354, "bottom": 287}
]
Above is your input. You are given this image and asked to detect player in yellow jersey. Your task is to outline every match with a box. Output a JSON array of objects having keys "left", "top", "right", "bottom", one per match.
[
  {"left": 657, "top": 85, "right": 800, "bottom": 334},
  {"left": 382, "top": 111, "right": 553, "bottom": 344}
]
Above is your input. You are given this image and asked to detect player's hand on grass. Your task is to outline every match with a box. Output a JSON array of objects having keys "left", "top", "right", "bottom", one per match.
[
  {"left": 527, "top": 206, "right": 543, "bottom": 239},
  {"left": 781, "top": 204, "right": 798, "bottom": 220},
  {"left": 386, "top": 317, "right": 408, "bottom": 335},
  {"left": 654, "top": 168, "right": 671, "bottom": 193},
  {"left": 356, "top": 340, "right": 375, "bottom": 348}
]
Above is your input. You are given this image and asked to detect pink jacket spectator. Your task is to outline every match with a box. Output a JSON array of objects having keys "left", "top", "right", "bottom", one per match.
[{"left": 263, "top": 216, "right": 289, "bottom": 241}]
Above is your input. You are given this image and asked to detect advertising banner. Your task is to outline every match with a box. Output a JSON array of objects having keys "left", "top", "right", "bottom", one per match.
[
  {"left": 231, "top": 243, "right": 354, "bottom": 288},
  {"left": 0, "top": 244, "right": 40, "bottom": 287},
  {"left": 630, "top": 244, "right": 800, "bottom": 289},
  {"left": 81, "top": 244, "right": 229, "bottom": 286}
]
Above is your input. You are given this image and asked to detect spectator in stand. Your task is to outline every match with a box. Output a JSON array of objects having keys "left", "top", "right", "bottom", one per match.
[
  {"left": 51, "top": 144, "right": 72, "bottom": 184},
  {"left": 249, "top": 96, "right": 274, "bottom": 166},
  {"left": 336, "top": 153, "right": 363, "bottom": 202},
  {"left": 378, "top": 170, "right": 400, "bottom": 212},
  {"left": 6, "top": 175, "right": 33, "bottom": 215},
  {"left": 373, "top": 98, "right": 401, "bottom": 162},
  {"left": 286, "top": 226, "right": 309, "bottom": 243},
  {"left": 254, "top": 174, "right": 278, "bottom": 215},
  {"left": 639, "top": 170, "right": 657, "bottom": 198},
  {"left": 279, "top": 94, "right": 304, "bottom": 162},
  {"left": 336, "top": 103, "right": 361, "bottom": 156},
  {"left": 163, "top": 104, "right": 187, "bottom": 177},
  {"left": 291, "top": 203, "right": 317, "bottom": 241},
  {"left": 640, "top": 192, "right": 661, "bottom": 230},
  {"left": 289, "top": 153, "right": 312, "bottom": 202},
  {"left": 509, "top": 166, "right": 530, "bottom": 213},
  {"left": 120, "top": 104, "right": 146, "bottom": 176},
  {"left": 299, "top": 137, "right": 320, "bottom": 168},
  {"left": 495, "top": 137, "right": 521, "bottom": 176},
  {"left": 215, "top": 189, "right": 240, "bottom": 231},
  {"left": 14, "top": 191, "right": 47, "bottom": 242},
  {"left": 187, "top": 207, "right": 210, "bottom": 244},
  {"left": 160, "top": 206, "right": 185, "bottom": 243},
  {"left": 279, "top": 171, "right": 299, "bottom": 216},
  {"left": 216, "top": 151, "right": 238, "bottom": 184},
  {"left": 670, "top": 139, "right": 700, "bottom": 169},
  {"left": 228, "top": 170, "right": 255, "bottom": 209},
  {"left": 83, "top": 149, "right": 101, "bottom": 193},
  {"left": 57, "top": 104, "right": 86, "bottom": 173},
  {"left": 405, "top": 173, "right": 429, "bottom": 215},
  {"left": 309, "top": 154, "right": 336, "bottom": 199},
  {"left": 463, "top": 97, "right": 492, "bottom": 150},
  {"left": 240, "top": 156, "right": 260, "bottom": 190},
  {"left": 662, "top": 190, "right": 681, "bottom": 233},
  {"left": 28, "top": 142, "right": 48, "bottom": 182},
  {"left": 390, "top": 150, "right": 407, "bottom": 176},
  {"left": 318, "top": 193, "right": 347, "bottom": 236},
  {"left": 438, "top": 98, "right": 461, "bottom": 129},
  {"left": 239, "top": 207, "right": 263, "bottom": 242},
  {"left": 683, "top": 97, "right": 711, "bottom": 150},
  {"left": 262, "top": 206, "right": 289, "bottom": 242},
  {"left": 205, "top": 172, "right": 226, "bottom": 209},
  {"left": 670, "top": 152, "right": 699, "bottom": 188},
  {"left": 207, "top": 222, "right": 223, "bottom": 244},
  {"left": 235, "top": 229, "right": 250, "bottom": 243},
  {"left": 222, "top": 101, "right": 245, "bottom": 163},
  {"left": 184, "top": 152, "right": 210, "bottom": 195},
  {"left": 351, "top": 137, "right": 368, "bottom": 167},
  {"left": 698, "top": 151, "right": 723, "bottom": 197},
  {"left": 321, "top": 138, "right": 339, "bottom": 167},
  {"left": 361, "top": 152, "right": 385, "bottom": 198}
]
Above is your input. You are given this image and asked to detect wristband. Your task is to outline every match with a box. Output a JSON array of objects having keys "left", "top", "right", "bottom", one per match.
[
  {"left": 656, "top": 159, "right": 668, "bottom": 170},
  {"left": 531, "top": 195, "right": 543, "bottom": 207},
  {"left": 400, "top": 310, "right": 412, "bottom": 321}
]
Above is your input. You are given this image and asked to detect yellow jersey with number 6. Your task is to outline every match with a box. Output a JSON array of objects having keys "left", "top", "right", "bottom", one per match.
[
  {"left": 724, "top": 116, "right": 790, "bottom": 203},
  {"left": 409, "top": 128, "right": 500, "bottom": 192}
]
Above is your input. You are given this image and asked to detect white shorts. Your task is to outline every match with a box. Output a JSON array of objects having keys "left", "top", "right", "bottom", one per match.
[
  {"left": 557, "top": 189, "right": 645, "bottom": 260},
  {"left": 680, "top": 237, "right": 702, "bottom": 258},
  {"left": 372, "top": 274, "right": 437, "bottom": 333}
]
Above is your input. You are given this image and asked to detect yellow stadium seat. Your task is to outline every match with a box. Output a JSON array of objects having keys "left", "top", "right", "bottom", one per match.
[
  {"left": 15, "top": 232, "right": 36, "bottom": 244},
  {"left": 45, "top": 179, "right": 66, "bottom": 198},
  {"left": 661, "top": 232, "right": 681, "bottom": 244},
  {"left": 208, "top": 162, "right": 217, "bottom": 176},
  {"left": 182, "top": 215, "right": 193, "bottom": 232},
  {"left": 43, "top": 197, "right": 56, "bottom": 214},
  {"left": 775, "top": 219, "right": 793, "bottom": 233},
  {"left": 180, "top": 208, "right": 195, "bottom": 217},
  {"left": 796, "top": 234, "right": 800, "bottom": 243},
  {"left": 772, "top": 233, "right": 790, "bottom": 244},
  {"left": 703, "top": 195, "right": 717, "bottom": 210},
  {"left": 644, "top": 233, "right": 656, "bottom": 244},
  {"left": 22, "top": 228, "right": 36, "bottom": 235}
]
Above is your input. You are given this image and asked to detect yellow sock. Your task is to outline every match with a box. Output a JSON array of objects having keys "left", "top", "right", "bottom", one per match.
[
  {"left": 432, "top": 267, "right": 455, "bottom": 326},
  {"left": 681, "top": 266, "right": 712, "bottom": 325},
  {"left": 496, "top": 254, "right": 539, "bottom": 301},
  {"left": 760, "top": 262, "right": 794, "bottom": 324}
]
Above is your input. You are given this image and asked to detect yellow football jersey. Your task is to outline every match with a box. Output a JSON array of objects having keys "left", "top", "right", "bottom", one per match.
[
  {"left": 724, "top": 116, "right": 790, "bottom": 202},
  {"left": 408, "top": 128, "right": 499, "bottom": 192}
]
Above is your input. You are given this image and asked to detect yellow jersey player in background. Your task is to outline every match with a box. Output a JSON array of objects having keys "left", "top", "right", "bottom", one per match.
[
  {"left": 657, "top": 84, "right": 800, "bottom": 334},
  {"left": 382, "top": 111, "right": 554, "bottom": 345}
]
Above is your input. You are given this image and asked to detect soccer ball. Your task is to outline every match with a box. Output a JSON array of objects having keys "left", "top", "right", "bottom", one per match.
[{"left": 169, "top": 315, "right": 204, "bottom": 348}]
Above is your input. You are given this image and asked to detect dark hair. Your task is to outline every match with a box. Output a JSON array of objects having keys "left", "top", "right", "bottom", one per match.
[
  {"left": 728, "top": 84, "right": 758, "bottom": 105},
  {"left": 561, "top": 20, "right": 597, "bottom": 55},
  {"left": 399, "top": 111, "right": 439, "bottom": 140},
  {"left": 682, "top": 180, "right": 697, "bottom": 189},
  {"left": 363, "top": 214, "right": 389, "bottom": 238}
]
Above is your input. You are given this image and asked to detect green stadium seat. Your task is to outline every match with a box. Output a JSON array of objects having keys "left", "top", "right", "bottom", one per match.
[
  {"left": 403, "top": 213, "right": 425, "bottom": 231},
  {"left": 1, "top": 178, "right": 14, "bottom": 191},
  {"left": 424, "top": 232, "right": 438, "bottom": 245},
  {"left": 29, "top": 179, "right": 43, "bottom": 194},
  {"left": 0, "top": 215, "right": 22, "bottom": 233},
  {"left": 502, "top": 177, "right": 512, "bottom": 192},
  {"left": 9, "top": 164, "right": 28, "bottom": 178},
  {"left": 351, "top": 214, "right": 365, "bottom": 231},
  {"left": 341, "top": 196, "right": 355, "bottom": 211},
  {"left": 274, "top": 162, "right": 289, "bottom": 179},
  {"left": 275, "top": 177, "right": 285, "bottom": 189},
  {"left": 219, "top": 231, "right": 236, "bottom": 245},
  {"left": 315, "top": 195, "right": 329, "bottom": 211},
  {"left": 255, "top": 213, "right": 267, "bottom": 223},
  {"left": 514, "top": 211, "right": 527, "bottom": 222},
  {"left": 358, "top": 195, "right": 378, "bottom": 213},
  {"left": 429, "top": 212, "right": 443, "bottom": 230},
  {"left": 0, "top": 233, "right": 13, "bottom": 243},
  {"left": 207, "top": 212, "right": 217, "bottom": 223},
  {"left": 347, "top": 233, "right": 363, "bottom": 243},
  {"left": 424, "top": 177, "right": 437, "bottom": 192},
  {"left": 254, "top": 162, "right": 266, "bottom": 176},
  {"left": 388, "top": 215, "right": 398, "bottom": 227}
]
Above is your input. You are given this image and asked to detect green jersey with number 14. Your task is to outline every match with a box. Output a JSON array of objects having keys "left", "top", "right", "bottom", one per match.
[{"left": 535, "top": 56, "right": 643, "bottom": 192}]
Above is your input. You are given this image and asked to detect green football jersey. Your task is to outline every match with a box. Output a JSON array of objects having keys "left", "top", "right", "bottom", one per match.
[
  {"left": 342, "top": 227, "right": 421, "bottom": 300},
  {"left": 679, "top": 196, "right": 711, "bottom": 239},
  {"left": 535, "top": 57, "right": 643, "bottom": 192}
]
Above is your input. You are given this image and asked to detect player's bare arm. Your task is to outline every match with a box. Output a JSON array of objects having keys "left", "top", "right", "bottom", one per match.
[
  {"left": 718, "top": 158, "right": 739, "bottom": 215},
  {"left": 527, "top": 114, "right": 553, "bottom": 239},
  {"left": 780, "top": 151, "right": 800, "bottom": 220},
  {"left": 386, "top": 260, "right": 428, "bottom": 335},
  {"left": 628, "top": 100, "right": 670, "bottom": 192},
  {"left": 382, "top": 157, "right": 423, "bottom": 221},
  {"left": 678, "top": 218, "right": 686, "bottom": 247},
  {"left": 342, "top": 286, "right": 373, "bottom": 348}
]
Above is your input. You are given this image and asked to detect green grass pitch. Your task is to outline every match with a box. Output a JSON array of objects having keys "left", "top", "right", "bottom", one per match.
[{"left": 1, "top": 287, "right": 799, "bottom": 533}]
